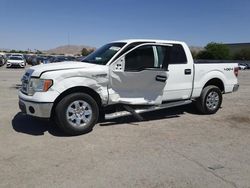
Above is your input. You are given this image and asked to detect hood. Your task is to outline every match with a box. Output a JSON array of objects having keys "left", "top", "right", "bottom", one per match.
[{"left": 30, "top": 61, "right": 103, "bottom": 77}]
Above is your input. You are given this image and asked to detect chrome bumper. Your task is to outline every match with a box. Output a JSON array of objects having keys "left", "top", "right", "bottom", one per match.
[{"left": 19, "top": 98, "right": 53, "bottom": 118}]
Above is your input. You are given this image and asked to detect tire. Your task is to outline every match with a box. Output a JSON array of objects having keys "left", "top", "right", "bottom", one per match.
[
  {"left": 55, "top": 93, "right": 99, "bottom": 135},
  {"left": 195, "top": 85, "right": 222, "bottom": 114}
]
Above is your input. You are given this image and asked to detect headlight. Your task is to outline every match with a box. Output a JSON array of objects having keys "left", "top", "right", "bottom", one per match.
[{"left": 28, "top": 78, "right": 53, "bottom": 95}]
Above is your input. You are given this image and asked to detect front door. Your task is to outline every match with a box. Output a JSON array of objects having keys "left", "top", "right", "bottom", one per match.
[{"left": 109, "top": 44, "right": 169, "bottom": 105}]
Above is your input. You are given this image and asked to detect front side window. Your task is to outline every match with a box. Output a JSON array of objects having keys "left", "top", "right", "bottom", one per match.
[
  {"left": 83, "top": 42, "right": 126, "bottom": 65},
  {"left": 125, "top": 45, "right": 171, "bottom": 71},
  {"left": 125, "top": 45, "right": 156, "bottom": 71}
]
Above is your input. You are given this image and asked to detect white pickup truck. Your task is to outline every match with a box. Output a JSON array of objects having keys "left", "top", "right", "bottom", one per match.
[{"left": 19, "top": 39, "right": 239, "bottom": 135}]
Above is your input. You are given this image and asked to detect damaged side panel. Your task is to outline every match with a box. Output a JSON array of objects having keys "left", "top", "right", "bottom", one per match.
[
  {"left": 108, "top": 58, "right": 168, "bottom": 105},
  {"left": 42, "top": 66, "right": 110, "bottom": 105}
]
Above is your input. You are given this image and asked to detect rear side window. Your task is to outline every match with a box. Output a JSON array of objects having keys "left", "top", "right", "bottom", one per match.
[{"left": 166, "top": 44, "right": 187, "bottom": 64}]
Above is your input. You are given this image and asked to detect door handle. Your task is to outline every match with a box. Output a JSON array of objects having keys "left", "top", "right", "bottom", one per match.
[
  {"left": 184, "top": 69, "right": 192, "bottom": 75},
  {"left": 155, "top": 75, "right": 167, "bottom": 82}
]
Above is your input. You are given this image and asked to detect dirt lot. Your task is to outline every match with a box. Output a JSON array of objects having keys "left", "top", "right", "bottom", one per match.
[{"left": 0, "top": 66, "right": 250, "bottom": 188}]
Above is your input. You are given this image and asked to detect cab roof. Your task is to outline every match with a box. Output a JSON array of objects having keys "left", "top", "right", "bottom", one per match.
[{"left": 113, "top": 39, "right": 185, "bottom": 45}]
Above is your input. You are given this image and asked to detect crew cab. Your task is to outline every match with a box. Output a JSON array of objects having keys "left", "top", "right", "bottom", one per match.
[{"left": 18, "top": 39, "right": 239, "bottom": 135}]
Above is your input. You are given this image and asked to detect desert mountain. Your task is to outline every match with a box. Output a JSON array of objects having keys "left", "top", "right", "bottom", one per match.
[{"left": 45, "top": 45, "right": 95, "bottom": 55}]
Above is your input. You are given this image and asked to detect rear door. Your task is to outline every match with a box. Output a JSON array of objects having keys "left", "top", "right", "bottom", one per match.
[
  {"left": 109, "top": 44, "right": 170, "bottom": 105},
  {"left": 162, "top": 44, "right": 194, "bottom": 101}
]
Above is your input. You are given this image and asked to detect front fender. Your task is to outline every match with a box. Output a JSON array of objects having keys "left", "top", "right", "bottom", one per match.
[{"left": 51, "top": 77, "right": 109, "bottom": 104}]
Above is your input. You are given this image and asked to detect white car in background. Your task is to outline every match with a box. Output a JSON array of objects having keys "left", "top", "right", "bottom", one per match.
[
  {"left": 6, "top": 56, "right": 26, "bottom": 68},
  {"left": 11, "top": 54, "right": 26, "bottom": 65},
  {"left": 238, "top": 63, "right": 247, "bottom": 70}
]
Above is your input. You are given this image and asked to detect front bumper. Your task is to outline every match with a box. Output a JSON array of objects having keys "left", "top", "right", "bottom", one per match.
[
  {"left": 7, "top": 63, "right": 25, "bottom": 68},
  {"left": 19, "top": 98, "right": 53, "bottom": 118}
]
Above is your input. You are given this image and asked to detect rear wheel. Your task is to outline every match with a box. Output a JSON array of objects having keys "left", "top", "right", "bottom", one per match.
[
  {"left": 55, "top": 93, "right": 99, "bottom": 135},
  {"left": 195, "top": 85, "right": 222, "bottom": 114}
]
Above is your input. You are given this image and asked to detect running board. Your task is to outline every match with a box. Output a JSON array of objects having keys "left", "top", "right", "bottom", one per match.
[{"left": 105, "top": 100, "right": 192, "bottom": 120}]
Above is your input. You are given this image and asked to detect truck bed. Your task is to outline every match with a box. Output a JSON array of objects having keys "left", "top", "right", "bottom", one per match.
[{"left": 192, "top": 62, "right": 238, "bottom": 98}]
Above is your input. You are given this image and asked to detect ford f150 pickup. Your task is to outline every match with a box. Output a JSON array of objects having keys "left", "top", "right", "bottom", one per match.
[{"left": 19, "top": 39, "right": 239, "bottom": 135}]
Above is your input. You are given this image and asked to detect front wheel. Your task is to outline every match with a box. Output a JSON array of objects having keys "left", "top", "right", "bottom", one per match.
[
  {"left": 195, "top": 85, "right": 222, "bottom": 114},
  {"left": 55, "top": 93, "right": 99, "bottom": 135}
]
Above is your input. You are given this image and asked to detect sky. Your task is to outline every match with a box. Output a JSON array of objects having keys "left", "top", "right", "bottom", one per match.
[{"left": 0, "top": 0, "right": 250, "bottom": 50}]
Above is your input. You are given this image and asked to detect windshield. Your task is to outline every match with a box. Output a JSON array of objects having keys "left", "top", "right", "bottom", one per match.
[
  {"left": 83, "top": 42, "right": 126, "bottom": 65},
  {"left": 9, "top": 57, "right": 23, "bottom": 60}
]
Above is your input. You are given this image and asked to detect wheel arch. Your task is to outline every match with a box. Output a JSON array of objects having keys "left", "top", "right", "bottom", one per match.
[
  {"left": 51, "top": 86, "right": 103, "bottom": 118},
  {"left": 203, "top": 78, "right": 225, "bottom": 93}
]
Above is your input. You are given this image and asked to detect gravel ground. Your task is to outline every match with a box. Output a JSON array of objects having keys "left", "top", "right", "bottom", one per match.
[{"left": 0, "top": 65, "right": 250, "bottom": 188}]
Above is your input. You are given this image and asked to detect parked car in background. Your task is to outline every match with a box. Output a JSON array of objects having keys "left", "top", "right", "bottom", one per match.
[
  {"left": 26, "top": 55, "right": 37, "bottom": 65},
  {"left": 10, "top": 54, "right": 26, "bottom": 66},
  {"left": 66, "top": 56, "right": 77, "bottom": 61},
  {"left": 0, "top": 53, "right": 6, "bottom": 65},
  {"left": 6, "top": 56, "right": 26, "bottom": 68},
  {"left": 0, "top": 55, "right": 5, "bottom": 66},
  {"left": 48, "top": 56, "right": 76, "bottom": 63},
  {"left": 5, "top": 54, "right": 12, "bottom": 59},
  {"left": 31, "top": 56, "right": 50, "bottom": 66},
  {"left": 242, "top": 63, "right": 250, "bottom": 69},
  {"left": 76, "top": 56, "right": 86, "bottom": 62},
  {"left": 238, "top": 63, "right": 247, "bottom": 70},
  {"left": 24, "top": 54, "right": 32, "bottom": 64}
]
